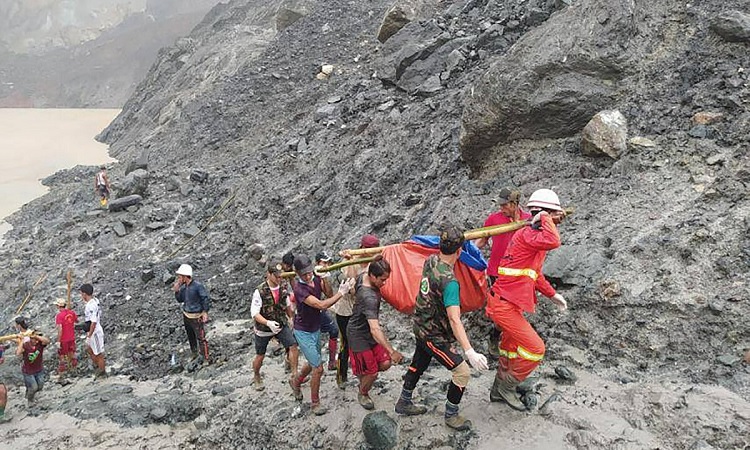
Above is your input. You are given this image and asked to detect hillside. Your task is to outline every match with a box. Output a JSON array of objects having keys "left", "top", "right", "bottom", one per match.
[{"left": 0, "top": 0, "right": 748, "bottom": 448}]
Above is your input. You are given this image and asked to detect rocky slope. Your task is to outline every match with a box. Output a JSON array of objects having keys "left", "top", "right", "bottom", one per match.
[{"left": 1, "top": 0, "right": 749, "bottom": 449}]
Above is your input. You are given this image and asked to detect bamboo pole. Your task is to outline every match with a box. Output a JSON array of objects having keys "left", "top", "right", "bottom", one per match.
[
  {"left": 0, "top": 330, "right": 36, "bottom": 343},
  {"left": 340, "top": 208, "right": 574, "bottom": 256},
  {"left": 279, "top": 256, "right": 380, "bottom": 278},
  {"left": 16, "top": 273, "right": 48, "bottom": 315}
]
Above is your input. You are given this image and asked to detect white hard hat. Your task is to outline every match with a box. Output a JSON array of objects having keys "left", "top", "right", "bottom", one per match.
[
  {"left": 527, "top": 189, "right": 563, "bottom": 211},
  {"left": 176, "top": 264, "right": 193, "bottom": 277}
]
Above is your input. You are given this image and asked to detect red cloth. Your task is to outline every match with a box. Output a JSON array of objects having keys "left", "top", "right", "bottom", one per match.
[
  {"left": 55, "top": 309, "right": 78, "bottom": 342},
  {"left": 483, "top": 210, "right": 532, "bottom": 277},
  {"left": 490, "top": 214, "right": 560, "bottom": 313},
  {"left": 487, "top": 296, "right": 545, "bottom": 381},
  {"left": 58, "top": 340, "right": 76, "bottom": 355},
  {"left": 379, "top": 242, "right": 487, "bottom": 315},
  {"left": 349, "top": 343, "right": 390, "bottom": 377}
]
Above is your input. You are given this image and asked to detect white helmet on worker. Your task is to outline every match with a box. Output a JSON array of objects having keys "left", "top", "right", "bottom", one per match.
[
  {"left": 176, "top": 264, "right": 193, "bottom": 277},
  {"left": 527, "top": 189, "right": 563, "bottom": 212}
]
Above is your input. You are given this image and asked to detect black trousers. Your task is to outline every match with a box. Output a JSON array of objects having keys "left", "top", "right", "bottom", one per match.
[
  {"left": 336, "top": 314, "right": 351, "bottom": 383},
  {"left": 403, "top": 339, "right": 465, "bottom": 405},
  {"left": 183, "top": 315, "right": 209, "bottom": 359}
]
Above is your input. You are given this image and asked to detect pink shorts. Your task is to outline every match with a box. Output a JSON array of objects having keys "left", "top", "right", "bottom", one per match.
[{"left": 350, "top": 344, "right": 390, "bottom": 376}]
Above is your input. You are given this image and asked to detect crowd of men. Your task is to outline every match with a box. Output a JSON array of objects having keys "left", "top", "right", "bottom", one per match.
[
  {"left": 174, "top": 187, "right": 567, "bottom": 431},
  {"left": 0, "top": 187, "right": 567, "bottom": 432}
]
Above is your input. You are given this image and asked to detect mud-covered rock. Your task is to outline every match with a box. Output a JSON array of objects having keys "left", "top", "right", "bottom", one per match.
[
  {"left": 117, "top": 169, "right": 150, "bottom": 197},
  {"left": 377, "top": 2, "right": 417, "bottom": 43},
  {"left": 362, "top": 411, "right": 398, "bottom": 450}
]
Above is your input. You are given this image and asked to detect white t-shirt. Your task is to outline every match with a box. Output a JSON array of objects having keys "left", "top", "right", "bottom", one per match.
[
  {"left": 250, "top": 286, "right": 289, "bottom": 337},
  {"left": 84, "top": 297, "right": 104, "bottom": 334}
]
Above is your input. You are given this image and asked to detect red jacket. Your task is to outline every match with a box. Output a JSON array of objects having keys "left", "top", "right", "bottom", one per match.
[{"left": 490, "top": 214, "right": 560, "bottom": 313}]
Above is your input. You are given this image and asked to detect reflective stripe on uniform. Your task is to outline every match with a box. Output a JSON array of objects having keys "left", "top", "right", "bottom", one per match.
[
  {"left": 497, "top": 267, "right": 539, "bottom": 281},
  {"left": 499, "top": 345, "right": 544, "bottom": 362}
]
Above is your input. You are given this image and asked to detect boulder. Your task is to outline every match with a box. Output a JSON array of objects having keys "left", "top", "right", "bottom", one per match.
[
  {"left": 581, "top": 110, "right": 628, "bottom": 159},
  {"left": 117, "top": 169, "right": 150, "bottom": 197},
  {"left": 108, "top": 195, "right": 143, "bottom": 213},
  {"left": 460, "top": 0, "right": 636, "bottom": 169},
  {"left": 711, "top": 10, "right": 750, "bottom": 42},
  {"left": 376, "top": 21, "right": 469, "bottom": 93},
  {"left": 125, "top": 151, "right": 149, "bottom": 175},
  {"left": 362, "top": 411, "right": 398, "bottom": 450},
  {"left": 377, "top": 3, "right": 417, "bottom": 43}
]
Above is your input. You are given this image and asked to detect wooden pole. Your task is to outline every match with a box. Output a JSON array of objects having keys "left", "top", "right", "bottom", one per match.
[
  {"left": 66, "top": 270, "right": 73, "bottom": 309},
  {"left": 280, "top": 255, "right": 380, "bottom": 278},
  {"left": 16, "top": 273, "right": 47, "bottom": 315},
  {"left": 0, "top": 330, "right": 35, "bottom": 343}
]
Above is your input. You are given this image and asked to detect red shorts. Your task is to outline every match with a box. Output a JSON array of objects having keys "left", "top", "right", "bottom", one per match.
[
  {"left": 350, "top": 344, "right": 390, "bottom": 376},
  {"left": 59, "top": 340, "right": 76, "bottom": 355}
]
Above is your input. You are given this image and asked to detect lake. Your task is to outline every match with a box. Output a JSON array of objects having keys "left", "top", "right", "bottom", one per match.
[{"left": 0, "top": 108, "right": 120, "bottom": 241}]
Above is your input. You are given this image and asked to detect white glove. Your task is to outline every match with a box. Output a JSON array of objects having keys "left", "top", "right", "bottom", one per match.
[
  {"left": 266, "top": 321, "right": 281, "bottom": 334},
  {"left": 464, "top": 348, "right": 489, "bottom": 371},
  {"left": 314, "top": 267, "right": 331, "bottom": 278},
  {"left": 337, "top": 278, "right": 354, "bottom": 296},
  {"left": 532, "top": 210, "right": 549, "bottom": 224},
  {"left": 551, "top": 293, "right": 568, "bottom": 312}
]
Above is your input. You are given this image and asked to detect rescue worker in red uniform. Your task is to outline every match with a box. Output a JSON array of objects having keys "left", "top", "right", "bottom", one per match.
[{"left": 486, "top": 189, "right": 568, "bottom": 410}]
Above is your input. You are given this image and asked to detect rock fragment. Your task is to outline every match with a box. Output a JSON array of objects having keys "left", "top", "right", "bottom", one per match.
[
  {"left": 362, "top": 411, "right": 398, "bottom": 450},
  {"left": 581, "top": 110, "right": 628, "bottom": 159}
]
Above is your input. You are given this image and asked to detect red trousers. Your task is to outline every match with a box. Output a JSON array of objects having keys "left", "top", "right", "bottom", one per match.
[{"left": 486, "top": 296, "right": 545, "bottom": 382}]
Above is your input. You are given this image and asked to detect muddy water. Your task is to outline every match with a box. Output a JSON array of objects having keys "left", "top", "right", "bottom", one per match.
[{"left": 0, "top": 108, "right": 119, "bottom": 241}]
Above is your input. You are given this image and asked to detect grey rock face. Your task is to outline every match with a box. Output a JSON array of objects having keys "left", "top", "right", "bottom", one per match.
[
  {"left": 460, "top": 0, "right": 636, "bottom": 169},
  {"left": 581, "top": 110, "right": 628, "bottom": 159},
  {"left": 711, "top": 10, "right": 750, "bottom": 42}
]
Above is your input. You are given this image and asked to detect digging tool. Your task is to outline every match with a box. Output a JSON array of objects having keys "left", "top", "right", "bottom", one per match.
[{"left": 16, "top": 273, "right": 47, "bottom": 315}]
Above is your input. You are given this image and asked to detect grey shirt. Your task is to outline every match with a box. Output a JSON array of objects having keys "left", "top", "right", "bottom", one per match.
[{"left": 347, "top": 275, "right": 382, "bottom": 352}]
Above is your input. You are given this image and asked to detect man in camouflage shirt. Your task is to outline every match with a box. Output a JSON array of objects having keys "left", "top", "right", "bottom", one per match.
[
  {"left": 395, "top": 226, "right": 489, "bottom": 431},
  {"left": 251, "top": 261, "right": 299, "bottom": 391}
]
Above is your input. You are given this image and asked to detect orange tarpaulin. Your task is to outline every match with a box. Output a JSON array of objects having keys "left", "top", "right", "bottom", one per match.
[{"left": 380, "top": 242, "right": 488, "bottom": 315}]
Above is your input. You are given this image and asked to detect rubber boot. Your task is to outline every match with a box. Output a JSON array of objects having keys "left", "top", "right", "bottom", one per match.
[
  {"left": 488, "top": 327, "right": 500, "bottom": 359},
  {"left": 490, "top": 374, "right": 526, "bottom": 411},
  {"left": 395, "top": 398, "right": 428, "bottom": 416},
  {"left": 327, "top": 338, "right": 338, "bottom": 371},
  {"left": 445, "top": 414, "right": 472, "bottom": 431}
]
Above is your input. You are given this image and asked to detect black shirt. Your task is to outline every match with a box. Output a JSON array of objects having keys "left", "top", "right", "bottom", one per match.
[{"left": 347, "top": 275, "right": 382, "bottom": 352}]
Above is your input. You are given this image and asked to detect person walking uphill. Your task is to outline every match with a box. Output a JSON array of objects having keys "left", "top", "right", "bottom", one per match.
[
  {"left": 80, "top": 284, "right": 106, "bottom": 378},
  {"left": 487, "top": 189, "right": 568, "bottom": 411},
  {"left": 475, "top": 188, "right": 532, "bottom": 358},
  {"left": 14, "top": 317, "right": 51, "bottom": 403},
  {"left": 173, "top": 264, "right": 211, "bottom": 368},
  {"left": 348, "top": 259, "right": 403, "bottom": 410},
  {"left": 395, "top": 226, "right": 489, "bottom": 431},
  {"left": 335, "top": 233, "right": 381, "bottom": 390},
  {"left": 251, "top": 261, "right": 299, "bottom": 391},
  {"left": 290, "top": 255, "right": 354, "bottom": 415},
  {"left": 53, "top": 298, "right": 78, "bottom": 374},
  {"left": 95, "top": 165, "right": 111, "bottom": 207}
]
